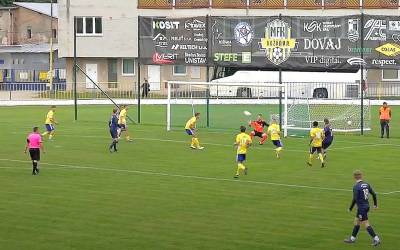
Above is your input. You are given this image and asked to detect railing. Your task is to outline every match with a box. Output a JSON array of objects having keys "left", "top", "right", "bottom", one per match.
[
  {"left": 137, "top": 0, "right": 173, "bottom": 9},
  {"left": 249, "top": 0, "right": 285, "bottom": 8},
  {"left": 286, "top": 0, "right": 322, "bottom": 9},
  {"left": 212, "top": 0, "right": 247, "bottom": 8},
  {"left": 137, "top": 0, "right": 399, "bottom": 8},
  {"left": 363, "top": 0, "right": 399, "bottom": 8},
  {"left": 175, "top": 0, "right": 210, "bottom": 8},
  {"left": 366, "top": 82, "right": 400, "bottom": 99}
]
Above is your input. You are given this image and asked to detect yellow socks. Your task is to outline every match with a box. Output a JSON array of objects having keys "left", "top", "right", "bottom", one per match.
[
  {"left": 318, "top": 153, "right": 324, "bottom": 163},
  {"left": 308, "top": 154, "right": 313, "bottom": 164},
  {"left": 236, "top": 163, "right": 246, "bottom": 176}
]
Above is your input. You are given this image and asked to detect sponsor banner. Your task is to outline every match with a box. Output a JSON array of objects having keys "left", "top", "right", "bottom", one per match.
[
  {"left": 139, "top": 16, "right": 208, "bottom": 65},
  {"left": 139, "top": 15, "right": 400, "bottom": 69}
]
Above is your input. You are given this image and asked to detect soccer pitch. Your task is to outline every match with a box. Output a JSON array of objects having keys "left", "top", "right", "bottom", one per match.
[{"left": 0, "top": 105, "right": 399, "bottom": 250}]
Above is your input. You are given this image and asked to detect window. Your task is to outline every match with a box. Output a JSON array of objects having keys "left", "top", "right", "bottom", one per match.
[
  {"left": 27, "top": 27, "right": 32, "bottom": 39},
  {"left": 76, "top": 17, "right": 103, "bottom": 36},
  {"left": 173, "top": 65, "right": 187, "bottom": 76},
  {"left": 122, "top": 58, "right": 135, "bottom": 76},
  {"left": 190, "top": 66, "right": 201, "bottom": 79},
  {"left": 52, "top": 29, "right": 57, "bottom": 39},
  {"left": 382, "top": 70, "right": 399, "bottom": 81}
]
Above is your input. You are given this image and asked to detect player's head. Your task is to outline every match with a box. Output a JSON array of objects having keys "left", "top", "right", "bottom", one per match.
[
  {"left": 50, "top": 105, "right": 56, "bottom": 111},
  {"left": 195, "top": 112, "right": 200, "bottom": 119},
  {"left": 313, "top": 121, "right": 318, "bottom": 127},
  {"left": 33, "top": 126, "right": 39, "bottom": 133},
  {"left": 324, "top": 118, "right": 329, "bottom": 125},
  {"left": 240, "top": 126, "right": 246, "bottom": 133},
  {"left": 112, "top": 108, "right": 118, "bottom": 114},
  {"left": 271, "top": 118, "right": 277, "bottom": 124},
  {"left": 257, "top": 114, "right": 263, "bottom": 121},
  {"left": 353, "top": 170, "right": 363, "bottom": 180},
  {"left": 383, "top": 102, "right": 388, "bottom": 108}
]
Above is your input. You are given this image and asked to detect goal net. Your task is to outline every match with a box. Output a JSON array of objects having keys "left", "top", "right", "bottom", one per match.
[
  {"left": 166, "top": 81, "right": 288, "bottom": 135},
  {"left": 286, "top": 98, "right": 371, "bottom": 136},
  {"left": 166, "top": 81, "right": 371, "bottom": 136}
]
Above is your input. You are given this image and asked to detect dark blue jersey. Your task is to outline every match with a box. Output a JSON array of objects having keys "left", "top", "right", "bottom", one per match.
[
  {"left": 109, "top": 114, "right": 119, "bottom": 130},
  {"left": 324, "top": 125, "right": 333, "bottom": 141},
  {"left": 349, "top": 181, "right": 377, "bottom": 211}
]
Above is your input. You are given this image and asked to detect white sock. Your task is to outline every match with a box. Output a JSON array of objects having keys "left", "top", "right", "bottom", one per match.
[
  {"left": 374, "top": 236, "right": 380, "bottom": 241},
  {"left": 350, "top": 236, "right": 356, "bottom": 241}
]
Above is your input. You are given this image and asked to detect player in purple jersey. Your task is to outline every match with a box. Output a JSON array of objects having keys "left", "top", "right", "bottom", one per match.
[
  {"left": 344, "top": 170, "right": 380, "bottom": 246},
  {"left": 322, "top": 118, "right": 333, "bottom": 159}
]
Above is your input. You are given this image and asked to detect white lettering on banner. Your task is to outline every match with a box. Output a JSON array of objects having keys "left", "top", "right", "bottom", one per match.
[
  {"left": 304, "top": 21, "right": 341, "bottom": 33},
  {"left": 153, "top": 33, "right": 168, "bottom": 48},
  {"left": 185, "top": 19, "right": 206, "bottom": 31},
  {"left": 153, "top": 21, "right": 180, "bottom": 30},
  {"left": 305, "top": 56, "right": 342, "bottom": 67},
  {"left": 364, "top": 19, "right": 386, "bottom": 41},
  {"left": 372, "top": 59, "right": 397, "bottom": 67},
  {"left": 304, "top": 38, "right": 341, "bottom": 50}
]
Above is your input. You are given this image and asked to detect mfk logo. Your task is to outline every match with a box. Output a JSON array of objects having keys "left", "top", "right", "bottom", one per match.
[
  {"left": 364, "top": 19, "right": 386, "bottom": 41},
  {"left": 347, "top": 57, "right": 366, "bottom": 66},
  {"left": 153, "top": 20, "right": 180, "bottom": 30},
  {"left": 185, "top": 19, "right": 206, "bottom": 31},
  {"left": 152, "top": 53, "right": 178, "bottom": 64},
  {"left": 348, "top": 19, "right": 360, "bottom": 42},
  {"left": 153, "top": 33, "right": 168, "bottom": 48}
]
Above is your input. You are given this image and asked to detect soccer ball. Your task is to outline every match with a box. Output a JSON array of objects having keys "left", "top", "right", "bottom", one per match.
[
  {"left": 243, "top": 111, "right": 252, "bottom": 116},
  {"left": 347, "top": 120, "right": 352, "bottom": 126}
]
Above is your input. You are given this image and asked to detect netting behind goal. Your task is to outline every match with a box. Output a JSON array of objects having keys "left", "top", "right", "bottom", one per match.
[
  {"left": 166, "top": 81, "right": 287, "bottom": 133},
  {"left": 286, "top": 98, "right": 371, "bottom": 136}
]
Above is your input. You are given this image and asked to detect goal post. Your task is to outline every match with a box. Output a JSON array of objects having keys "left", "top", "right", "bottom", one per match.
[{"left": 166, "top": 81, "right": 289, "bottom": 136}]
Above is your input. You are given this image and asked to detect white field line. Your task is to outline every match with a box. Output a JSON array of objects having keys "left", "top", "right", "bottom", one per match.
[
  {"left": 11, "top": 131, "right": 394, "bottom": 153},
  {"left": 1, "top": 158, "right": 398, "bottom": 196}
]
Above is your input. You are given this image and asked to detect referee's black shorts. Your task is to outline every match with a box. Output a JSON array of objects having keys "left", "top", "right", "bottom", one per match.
[{"left": 29, "top": 148, "right": 40, "bottom": 161}]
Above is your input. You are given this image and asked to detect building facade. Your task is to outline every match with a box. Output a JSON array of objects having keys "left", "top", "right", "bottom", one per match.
[{"left": 58, "top": 0, "right": 400, "bottom": 95}]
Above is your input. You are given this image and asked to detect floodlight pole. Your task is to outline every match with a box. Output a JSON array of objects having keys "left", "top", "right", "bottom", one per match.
[
  {"left": 73, "top": 16, "right": 78, "bottom": 121},
  {"left": 49, "top": 0, "right": 54, "bottom": 92},
  {"left": 137, "top": 16, "right": 141, "bottom": 124},
  {"left": 360, "top": 12, "right": 364, "bottom": 135},
  {"left": 206, "top": 15, "right": 210, "bottom": 128},
  {"left": 278, "top": 14, "right": 283, "bottom": 131}
]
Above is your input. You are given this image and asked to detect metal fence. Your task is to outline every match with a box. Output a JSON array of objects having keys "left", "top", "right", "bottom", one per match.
[{"left": 1, "top": 81, "right": 399, "bottom": 101}]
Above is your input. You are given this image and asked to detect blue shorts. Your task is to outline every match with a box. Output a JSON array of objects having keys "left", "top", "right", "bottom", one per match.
[
  {"left": 357, "top": 207, "right": 369, "bottom": 221},
  {"left": 237, "top": 154, "right": 246, "bottom": 162},
  {"left": 186, "top": 129, "right": 194, "bottom": 136},
  {"left": 45, "top": 124, "right": 54, "bottom": 132},
  {"left": 110, "top": 129, "right": 118, "bottom": 139},
  {"left": 323, "top": 139, "right": 333, "bottom": 150},
  {"left": 272, "top": 140, "right": 282, "bottom": 148}
]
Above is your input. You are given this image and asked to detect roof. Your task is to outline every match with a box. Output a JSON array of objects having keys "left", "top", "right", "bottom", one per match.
[
  {"left": 13, "top": 2, "right": 58, "bottom": 18},
  {"left": 0, "top": 44, "right": 58, "bottom": 53}
]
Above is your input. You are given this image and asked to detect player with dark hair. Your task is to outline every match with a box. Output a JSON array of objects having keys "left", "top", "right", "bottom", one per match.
[
  {"left": 344, "top": 170, "right": 380, "bottom": 246},
  {"left": 322, "top": 118, "right": 334, "bottom": 159},
  {"left": 379, "top": 102, "right": 391, "bottom": 138},
  {"left": 249, "top": 114, "right": 269, "bottom": 145},
  {"left": 25, "top": 127, "right": 45, "bottom": 175},
  {"left": 185, "top": 112, "right": 204, "bottom": 150},
  {"left": 109, "top": 108, "right": 119, "bottom": 153},
  {"left": 307, "top": 121, "right": 325, "bottom": 168},
  {"left": 234, "top": 126, "right": 252, "bottom": 179}
]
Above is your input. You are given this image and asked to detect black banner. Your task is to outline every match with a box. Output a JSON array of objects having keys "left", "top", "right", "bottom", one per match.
[{"left": 138, "top": 15, "right": 400, "bottom": 70}]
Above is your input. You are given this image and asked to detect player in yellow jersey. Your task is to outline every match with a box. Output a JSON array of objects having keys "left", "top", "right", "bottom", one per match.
[
  {"left": 118, "top": 105, "right": 132, "bottom": 142},
  {"left": 185, "top": 112, "right": 204, "bottom": 150},
  {"left": 307, "top": 121, "right": 326, "bottom": 168},
  {"left": 234, "top": 126, "right": 252, "bottom": 179},
  {"left": 267, "top": 118, "right": 283, "bottom": 159},
  {"left": 42, "top": 106, "right": 58, "bottom": 140}
]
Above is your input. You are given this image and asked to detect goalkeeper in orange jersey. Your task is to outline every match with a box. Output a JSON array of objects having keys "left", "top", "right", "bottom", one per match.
[{"left": 248, "top": 114, "right": 269, "bottom": 145}]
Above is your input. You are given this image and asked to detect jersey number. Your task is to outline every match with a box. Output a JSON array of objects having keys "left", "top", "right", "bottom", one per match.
[{"left": 363, "top": 189, "right": 369, "bottom": 200}]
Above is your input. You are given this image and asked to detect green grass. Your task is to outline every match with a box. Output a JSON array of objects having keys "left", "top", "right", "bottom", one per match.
[{"left": 0, "top": 105, "right": 399, "bottom": 250}]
